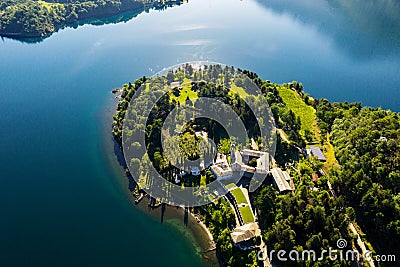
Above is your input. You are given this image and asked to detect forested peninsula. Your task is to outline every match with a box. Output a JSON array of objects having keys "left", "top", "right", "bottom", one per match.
[
  {"left": 113, "top": 65, "right": 399, "bottom": 266},
  {"left": 0, "top": 0, "right": 184, "bottom": 39}
]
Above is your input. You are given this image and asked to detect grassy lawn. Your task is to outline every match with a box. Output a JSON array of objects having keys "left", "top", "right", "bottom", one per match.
[
  {"left": 145, "top": 82, "right": 150, "bottom": 92},
  {"left": 229, "top": 82, "right": 248, "bottom": 98},
  {"left": 323, "top": 133, "right": 340, "bottom": 170},
  {"left": 38, "top": 0, "right": 63, "bottom": 12},
  {"left": 200, "top": 175, "right": 207, "bottom": 186},
  {"left": 177, "top": 78, "right": 198, "bottom": 104},
  {"left": 225, "top": 183, "right": 237, "bottom": 190},
  {"left": 277, "top": 86, "right": 316, "bottom": 135},
  {"left": 311, "top": 122, "right": 322, "bottom": 144},
  {"left": 239, "top": 206, "right": 255, "bottom": 223},
  {"left": 231, "top": 187, "right": 247, "bottom": 204}
]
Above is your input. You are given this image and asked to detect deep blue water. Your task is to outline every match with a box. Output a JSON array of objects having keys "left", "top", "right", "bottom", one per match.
[{"left": 0, "top": 0, "right": 399, "bottom": 266}]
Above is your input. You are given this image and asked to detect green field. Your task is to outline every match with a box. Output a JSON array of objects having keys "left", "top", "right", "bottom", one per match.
[
  {"left": 225, "top": 183, "right": 237, "bottom": 190},
  {"left": 230, "top": 187, "right": 255, "bottom": 223},
  {"left": 145, "top": 82, "right": 150, "bottom": 92},
  {"left": 174, "top": 78, "right": 198, "bottom": 104},
  {"left": 277, "top": 86, "right": 316, "bottom": 134},
  {"left": 38, "top": 0, "right": 62, "bottom": 11},
  {"left": 229, "top": 82, "right": 248, "bottom": 98},
  {"left": 200, "top": 175, "right": 207, "bottom": 186},
  {"left": 323, "top": 133, "right": 339, "bottom": 170},
  {"left": 231, "top": 187, "right": 247, "bottom": 204},
  {"left": 239, "top": 206, "right": 255, "bottom": 223}
]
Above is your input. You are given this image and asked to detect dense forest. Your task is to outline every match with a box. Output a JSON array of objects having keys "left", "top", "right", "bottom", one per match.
[
  {"left": 250, "top": 72, "right": 399, "bottom": 265},
  {"left": 253, "top": 157, "right": 354, "bottom": 266},
  {"left": 0, "top": 0, "right": 183, "bottom": 38},
  {"left": 314, "top": 100, "right": 400, "bottom": 258},
  {"left": 247, "top": 75, "right": 355, "bottom": 266}
]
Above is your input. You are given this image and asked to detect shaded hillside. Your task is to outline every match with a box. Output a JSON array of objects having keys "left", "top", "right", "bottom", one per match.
[
  {"left": 255, "top": 0, "right": 400, "bottom": 59},
  {"left": 0, "top": 0, "right": 184, "bottom": 40}
]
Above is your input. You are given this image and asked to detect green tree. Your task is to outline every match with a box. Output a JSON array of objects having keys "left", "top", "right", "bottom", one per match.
[{"left": 218, "top": 138, "right": 231, "bottom": 155}]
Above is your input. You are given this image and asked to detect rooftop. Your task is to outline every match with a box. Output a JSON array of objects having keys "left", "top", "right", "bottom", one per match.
[
  {"left": 241, "top": 149, "right": 268, "bottom": 158},
  {"left": 170, "top": 81, "right": 181, "bottom": 88},
  {"left": 309, "top": 146, "right": 326, "bottom": 161},
  {"left": 210, "top": 153, "right": 232, "bottom": 179},
  {"left": 230, "top": 222, "right": 261, "bottom": 244},
  {"left": 270, "top": 167, "right": 292, "bottom": 193},
  {"left": 232, "top": 149, "right": 269, "bottom": 174},
  {"left": 312, "top": 172, "right": 319, "bottom": 183},
  {"left": 210, "top": 162, "right": 232, "bottom": 179},
  {"left": 195, "top": 131, "right": 208, "bottom": 139}
]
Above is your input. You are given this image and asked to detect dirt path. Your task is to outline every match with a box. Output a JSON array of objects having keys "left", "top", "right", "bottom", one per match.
[{"left": 349, "top": 223, "right": 375, "bottom": 267}]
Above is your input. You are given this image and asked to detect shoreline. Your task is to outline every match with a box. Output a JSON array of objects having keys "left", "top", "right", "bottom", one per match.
[
  {"left": 102, "top": 94, "right": 219, "bottom": 266},
  {"left": 0, "top": 0, "right": 185, "bottom": 42},
  {"left": 134, "top": 196, "right": 220, "bottom": 266},
  {"left": 187, "top": 209, "right": 215, "bottom": 248},
  {"left": 0, "top": 2, "right": 143, "bottom": 40}
]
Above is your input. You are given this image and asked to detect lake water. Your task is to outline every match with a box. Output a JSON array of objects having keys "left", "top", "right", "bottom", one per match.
[{"left": 0, "top": 0, "right": 399, "bottom": 266}]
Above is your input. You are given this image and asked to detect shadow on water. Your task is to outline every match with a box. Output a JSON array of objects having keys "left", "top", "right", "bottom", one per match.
[
  {"left": 112, "top": 138, "right": 140, "bottom": 192},
  {"left": 256, "top": 0, "right": 400, "bottom": 59},
  {"left": 2, "top": 0, "right": 186, "bottom": 44},
  {"left": 113, "top": 139, "right": 127, "bottom": 169},
  {"left": 184, "top": 207, "right": 189, "bottom": 227},
  {"left": 161, "top": 203, "right": 167, "bottom": 223}
]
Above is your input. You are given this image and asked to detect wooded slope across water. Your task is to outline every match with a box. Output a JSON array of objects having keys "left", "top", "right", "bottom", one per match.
[{"left": 0, "top": 0, "right": 181, "bottom": 38}]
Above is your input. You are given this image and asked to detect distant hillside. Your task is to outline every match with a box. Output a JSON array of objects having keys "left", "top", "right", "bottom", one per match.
[
  {"left": 0, "top": 0, "right": 183, "bottom": 39},
  {"left": 255, "top": 0, "right": 400, "bottom": 59}
]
